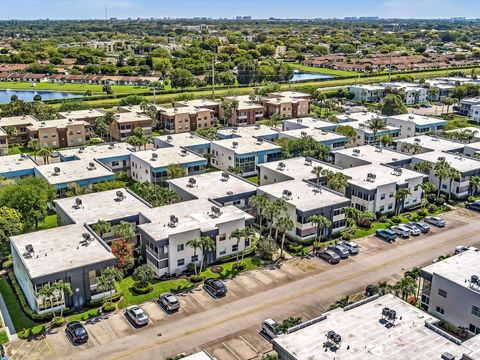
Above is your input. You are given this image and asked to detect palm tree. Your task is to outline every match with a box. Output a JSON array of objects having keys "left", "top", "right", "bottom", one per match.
[
  {"left": 308, "top": 215, "right": 332, "bottom": 242},
  {"left": 276, "top": 216, "right": 295, "bottom": 259},
  {"left": 199, "top": 236, "right": 215, "bottom": 273},
  {"left": 376, "top": 281, "right": 393, "bottom": 295},
  {"left": 28, "top": 139, "right": 40, "bottom": 160},
  {"left": 434, "top": 160, "right": 451, "bottom": 197},
  {"left": 37, "top": 147, "right": 52, "bottom": 164},
  {"left": 311, "top": 166, "right": 323, "bottom": 184},
  {"left": 470, "top": 175, "right": 480, "bottom": 196},
  {"left": 395, "top": 188, "right": 411, "bottom": 215},
  {"left": 112, "top": 221, "right": 135, "bottom": 242},
  {"left": 327, "top": 172, "right": 348, "bottom": 192},
  {"left": 166, "top": 163, "right": 187, "bottom": 179},
  {"left": 38, "top": 283, "right": 56, "bottom": 317},
  {"left": 411, "top": 161, "right": 432, "bottom": 174},
  {"left": 4, "top": 126, "right": 17, "bottom": 138},
  {"left": 241, "top": 227, "right": 256, "bottom": 262},
  {"left": 67, "top": 182, "right": 87, "bottom": 197},
  {"left": 204, "top": 152, "right": 216, "bottom": 166},
  {"left": 249, "top": 194, "right": 269, "bottom": 239},
  {"left": 266, "top": 199, "right": 287, "bottom": 237},
  {"left": 186, "top": 238, "right": 202, "bottom": 275},
  {"left": 53, "top": 280, "right": 72, "bottom": 317},
  {"left": 365, "top": 116, "right": 387, "bottom": 144},
  {"left": 229, "top": 229, "right": 244, "bottom": 266},
  {"left": 447, "top": 168, "right": 461, "bottom": 202},
  {"left": 92, "top": 220, "right": 111, "bottom": 237},
  {"left": 405, "top": 267, "right": 422, "bottom": 301},
  {"left": 394, "top": 277, "right": 417, "bottom": 301},
  {"left": 96, "top": 267, "right": 123, "bottom": 303}
]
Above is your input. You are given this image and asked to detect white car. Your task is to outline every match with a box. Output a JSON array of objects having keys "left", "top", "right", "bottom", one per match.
[
  {"left": 126, "top": 305, "right": 149, "bottom": 326},
  {"left": 391, "top": 225, "right": 411, "bottom": 238},
  {"left": 455, "top": 245, "right": 479, "bottom": 254},
  {"left": 261, "top": 319, "right": 283, "bottom": 340},
  {"left": 424, "top": 216, "right": 446, "bottom": 227},
  {"left": 403, "top": 223, "right": 421, "bottom": 236}
]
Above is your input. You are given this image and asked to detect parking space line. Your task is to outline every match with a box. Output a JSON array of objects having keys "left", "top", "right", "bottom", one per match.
[
  {"left": 189, "top": 292, "right": 204, "bottom": 306},
  {"left": 228, "top": 289, "right": 237, "bottom": 297},
  {"left": 104, "top": 317, "right": 117, "bottom": 336},
  {"left": 230, "top": 277, "right": 251, "bottom": 292},
  {"left": 203, "top": 349, "right": 215, "bottom": 359},
  {"left": 222, "top": 342, "right": 242, "bottom": 360},
  {"left": 239, "top": 335, "right": 259, "bottom": 354},
  {"left": 260, "top": 270, "right": 279, "bottom": 283},
  {"left": 303, "top": 312, "right": 312, "bottom": 319},
  {"left": 246, "top": 273, "right": 266, "bottom": 287},
  {"left": 180, "top": 304, "right": 190, "bottom": 313}
]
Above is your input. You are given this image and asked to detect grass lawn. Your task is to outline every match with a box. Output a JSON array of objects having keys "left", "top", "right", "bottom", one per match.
[
  {"left": 0, "top": 81, "right": 149, "bottom": 94},
  {"left": 38, "top": 214, "right": 58, "bottom": 231},
  {"left": 8, "top": 146, "right": 36, "bottom": 155},
  {"left": 288, "top": 62, "right": 358, "bottom": 77},
  {"left": 245, "top": 175, "right": 259, "bottom": 185},
  {"left": 0, "top": 279, "right": 36, "bottom": 332},
  {"left": 67, "top": 308, "right": 101, "bottom": 322},
  {"left": 0, "top": 331, "right": 8, "bottom": 344},
  {"left": 443, "top": 115, "right": 477, "bottom": 131},
  {"left": 354, "top": 221, "right": 393, "bottom": 238}
]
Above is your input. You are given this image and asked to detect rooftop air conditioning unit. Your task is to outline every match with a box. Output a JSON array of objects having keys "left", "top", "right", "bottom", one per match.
[
  {"left": 116, "top": 190, "right": 125, "bottom": 200},
  {"left": 108, "top": 142, "right": 115, "bottom": 149},
  {"left": 221, "top": 172, "right": 230, "bottom": 181},
  {"left": 305, "top": 158, "right": 312, "bottom": 166},
  {"left": 180, "top": 149, "right": 188, "bottom": 156},
  {"left": 232, "top": 141, "right": 239, "bottom": 149},
  {"left": 74, "top": 197, "right": 82, "bottom": 209},
  {"left": 187, "top": 178, "right": 196, "bottom": 187},
  {"left": 256, "top": 138, "right": 263, "bottom": 145},
  {"left": 151, "top": 153, "right": 158, "bottom": 160},
  {"left": 166, "top": 135, "right": 173, "bottom": 142},
  {"left": 88, "top": 162, "right": 96, "bottom": 170},
  {"left": 53, "top": 167, "right": 61, "bottom": 175},
  {"left": 301, "top": 131, "right": 307, "bottom": 137},
  {"left": 168, "top": 215, "right": 178, "bottom": 228},
  {"left": 438, "top": 156, "right": 446, "bottom": 161}
]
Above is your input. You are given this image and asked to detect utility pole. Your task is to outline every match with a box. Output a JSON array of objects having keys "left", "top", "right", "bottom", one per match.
[
  {"left": 388, "top": 51, "right": 393, "bottom": 82},
  {"left": 211, "top": 55, "right": 215, "bottom": 100}
]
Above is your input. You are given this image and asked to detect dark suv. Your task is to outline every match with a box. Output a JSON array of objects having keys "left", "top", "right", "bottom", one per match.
[
  {"left": 66, "top": 321, "right": 88, "bottom": 344},
  {"left": 203, "top": 279, "right": 227, "bottom": 298}
]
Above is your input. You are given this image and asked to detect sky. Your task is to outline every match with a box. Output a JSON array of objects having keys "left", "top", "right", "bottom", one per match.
[{"left": 0, "top": 0, "right": 477, "bottom": 20}]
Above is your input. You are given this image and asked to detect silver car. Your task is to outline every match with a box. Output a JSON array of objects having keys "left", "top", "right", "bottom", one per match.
[
  {"left": 403, "top": 223, "right": 421, "bottom": 236},
  {"left": 338, "top": 241, "right": 359, "bottom": 255},
  {"left": 159, "top": 292, "right": 180, "bottom": 312},
  {"left": 126, "top": 305, "right": 149, "bottom": 326},
  {"left": 425, "top": 216, "right": 446, "bottom": 227}
]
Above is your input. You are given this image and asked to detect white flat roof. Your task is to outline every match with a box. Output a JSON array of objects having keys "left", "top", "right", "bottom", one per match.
[
  {"left": 349, "top": 84, "right": 386, "bottom": 91},
  {"left": 269, "top": 91, "right": 311, "bottom": 98},
  {"left": 131, "top": 147, "right": 206, "bottom": 168},
  {"left": 154, "top": 133, "right": 211, "bottom": 148},
  {"left": 387, "top": 113, "right": 447, "bottom": 126},
  {"left": 139, "top": 199, "right": 253, "bottom": 240},
  {"left": 160, "top": 105, "right": 212, "bottom": 116},
  {"left": 216, "top": 125, "right": 280, "bottom": 139},
  {"left": 341, "top": 164, "right": 423, "bottom": 190},
  {"left": 413, "top": 151, "right": 480, "bottom": 173},
  {"left": 334, "top": 145, "right": 411, "bottom": 165},
  {"left": 0, "top": 154, "right": 37, "bottom": 174},
  {"left": 58, "top": 142, "right": 135, "bottom": 161},
  {"left": 0, "top": 115, "right": 38, "bottom": 127},
  {"left": 337, "top": 111, "right": 386, "bottom": 124},
  {"left": 175, "top": 98, "right": 221, "bottom": 107},
  {"left": 58, "top": 109, "right": 105, "bottom": 119},
  {"left": 280, "top": 128, "right": 347, "bottom": 143},
  {"left": 259, "top": 157, "right": 340, "bottom": 182},
  {"left": 223, "top": 95, "right": 263, "bottom": 110},
  {"left": 422, "top": 250, "right": 480, "bottom": 291},
  {"left": 168, "top": 172, "right": 257, "bottom": 200},
  {"left": 35, "top": 160, "right": 114, "bottom": 185},
  {"left": 54, "top": 188, "right": 151, "bottom": 224},
  {"left": 212, "top": 137, "right": 281, "bottom": 155},
  {"left": 396, "top": 135, "right": 465, "bottom": 152},
  {"left": 114, "top": 112, "right": 152, "bottom": 123},
  {"left": 258, "top": 179, "right": 349, "bottom": 212},
  {"left": 27, "top": 118, "right": 88, "bottom": 130},
  {"left": 283, "top": 117, "right": 336, "bottom": 130},
  {"left": 274, "top": 294, "right": 480, "bottom": 360},
  {"left": 181, "top": 351, "right": 212, "bottom": 360},
  {"left": 11, "top": 224, "right": 115, "bottom": 279}
]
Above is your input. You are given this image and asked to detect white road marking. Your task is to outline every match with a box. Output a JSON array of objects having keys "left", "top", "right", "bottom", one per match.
[
  {"left": 260, "top": 270, "right": 280, "bottom": 283},
  {"left": 239, "top": 335, "right": 259, "bottom": 354},
  {"left": 303, "top": 312, "right": 312, "bottom": 319},
  {"left": 222, "top": 342, "right": 242, "bottom": 360},
  {"left": 246, "top": 273, "right": 267, "bottom": 287}
]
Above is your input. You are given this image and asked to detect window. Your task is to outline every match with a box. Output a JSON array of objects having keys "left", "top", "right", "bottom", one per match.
[
  {"left": 438, "top": 289, "right": 447, "bottom": 298},
  {"left": 191, "top": 255, "right": 198, "bottom": 262},
  {"left": 111, "top": 161, "right": 119, "bottom": 167},
  {"left": 219, "top": 248, "right": 226, "bottom": 256},
  {"left": 176, "top": 244, "right": 184, "bottom": 252},
  {"left": 389, "top": 192, "right": 394, "bottom": 198},
  {"left": 388, "top": 203, "right": 393, "bottom": 210},
  {"left": 442, "top": 184, "right": 447, "bottom": 190},
  {"left": 177, "top": 258, "right": 185, "bottom": 267},
  {"left": 232, "top": 244, "right": 238, "bottom": 252},
  {"left": 380, "top": 194, "right": 385, "bottom": 200},
  {"left": 380, "top": 205, "right": 385, "bottom": 212},
  {"left": 245, "top": 238, "right": 250, "bottom": 247},
  {"left": 219, "top": 233, "right": 226, "bottom": 241},
  {"left": 469, "top": 324, "right": 480, "bottom": 335},
  {"left": 436, "top": 306, "right": 445, "bottom": 315},
  {"left": 472, "top": 305, "right": 480, "bottom": 318}
]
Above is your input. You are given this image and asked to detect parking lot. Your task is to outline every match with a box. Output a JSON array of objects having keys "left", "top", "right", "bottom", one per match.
[{"left": 7, "top": 208, "right": 478, "bottom": 360}]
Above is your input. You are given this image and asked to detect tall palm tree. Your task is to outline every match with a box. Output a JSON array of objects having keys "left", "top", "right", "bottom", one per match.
[
  {"left": 186, "top": 238, "right": 202, "bottom": 275},
  {"left": 411, "top": 161, "right": 432, "bottom": 174},
  {"left": 28, "top": 139, "right": 40, "bottom": 160},
  {"left": 308, "top": 215, "right": 332, "bottom": 242},
  {"left": 327, "top": 172, "right": 348, "bottom": 192},
  {"left": 37, "top": 147, "right": 52, "bottom": 164},
  {"left": 276, "top": 216, "right": 295, "bottom": 259},
  {"left": 394, "top": 277, "right": 417, "bottom": 301},
  {"left": 249, "top": 194, "right": 269, "bottom": 239},
  {"left": 38, "top": 283, "right": 56, "bottom": 317},
  {"left": 405, "top": 267, "right": 422, "bottom": 301},
  {"left": 376, "top": 281, "right": 392, "bottom": 295},
  {"left": 447, "top": 168, "right": 461, "bottom": 201},
  {"left": 266, "top": 199, "right": 287, "bottom": 238},
  {"left": 53, "top": 280, "right": 72, "bottom": 317},
  {"left": 166, "top": 164, "right": 187, "bottom": 179},
  {"left": 434, "top": 160, "right": 451, "bottom": 197},
  {"left": 470, "top": 175, "right": 480, "bottom": 196},
  {"left": 229, "top": 229, "right": 244, "bottom": 266},
  {"left": 311, "top": 166, "right": 323, "bottom": 184},
  {"left": 395, "top": 188, "right": 411, "bottom": 215},
  {"left": 241, "top": 227, "right": 256, "bottom": 262},
  {"left": 4, "top": 126, "right": 17, "bottom": 138},
  {"left": 199, "top": 236, "right": 215, "bottom": 273},
  {"left": 112, "top": 221, "right": 135, "bottom": 242},
  {"left": 365, "top": 116, "right": 387, "bottom": 144},
  {"left": 92, "top": 220, "right": 112, "bottom": 237},
  {"left": 96, "top": 267, "right": 123, "bottom": 303}
]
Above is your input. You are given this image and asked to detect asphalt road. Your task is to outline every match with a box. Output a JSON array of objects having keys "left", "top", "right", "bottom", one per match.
[{"left": 15, "top": 209, "right": 480, "bottom": 360}]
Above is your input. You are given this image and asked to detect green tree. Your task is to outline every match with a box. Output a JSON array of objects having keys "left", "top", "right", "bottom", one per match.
[
  {"left": 278, "top": 316, "right": 302, "bottom": 332},
  {"left": 166, "top": 163, "right": 187, "bottom": 179},
  {"left": 311, "top": 166, "right": 323, "bottom": 184},
  {"left": 256, "top": 237, "right": 278, "bottom": 261},
  {"left": 249, "top": 194, "right": 269, "bottom": 238},
  {"left": 470, "top": 175, "right": 480, "bottom": 196},
  {"left": 265, "top": 198, "right": 287, "bottom": 238},
  {"left": 112, "top": 221, "right": 135, "bottom": 242},
  {"left": 4, "top": 126, "right": 17, "bottom": 138},
  {"left": 53, "top": 280, "right": 72, "bottom": 317},
  {"left": 132, "top": 183, "right": 178, "bottom": 206},
  {"left": 199, "top": 236, "right": 215, "bottom": 273},
  {"left": 336, "top": 125, "right": 356, "bottom": 144},
  {"left": 91, "top": 220, "right": 111, "bottom": 237},
  {"left": 37, "top": 147, "right": 52, "bottom": 164},
  {"left": 447, "top": 167, "right": 461, "bottom": 201},
  {"left": 381, "top": 94, "right": 408, "bottom": 116},
  {"left": 308, "top": 215, "right": 331, "bottom": 241},
  {"left": 38, "top": 283, "right": 57, "bottom": 317},
  {"left": 96, "top": 267, "right": 123, "bottom": 303},
  {"left": 365, "top": 116, "right": 387, "bottom": 144},
  {"left": 434, "top": 160, "right": 451, "bottom": 197},
  {"left": 0, "top": 206, "right": 23, "bottom": 242},
  {"left": 327, "top": 172, "right": 348, "bottom": 192},
  {"left": 276, "top": 216, "right": 295, "bottom": 259},
  {"left": 229, "top": 229, "right": 244, "bottom": 266},
  {"left": 28, "top": 139, "right": 40, "bottom": 160},
  {"left": 133, "top": 265, "right": 156, "bottom": 288},
  {"left": 186, "top": 238, "right": 202, "bottom": 275},
  {"left": 395, "top": 188, "right": 411, "bottom": 215}
]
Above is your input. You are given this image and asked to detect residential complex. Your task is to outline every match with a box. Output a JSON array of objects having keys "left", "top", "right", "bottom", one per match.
[
  {"left": 220, "top": 95, "right": 264, "bottom": 126},
  {"left": 386, "top": 113, "right": 447, "bottom": 138},
  {"left": 109, "top": 112, "right": 153, "bottom": 141}
]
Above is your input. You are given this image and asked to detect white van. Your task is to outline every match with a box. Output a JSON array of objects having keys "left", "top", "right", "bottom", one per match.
[
  {"left": 391, "top": 225, "right": 411, "bottom": 238},
  {"left": 260, "top": 319, "right": 283, "bottom": 340}
]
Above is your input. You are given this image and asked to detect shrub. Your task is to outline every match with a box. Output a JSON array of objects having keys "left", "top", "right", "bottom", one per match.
[
  {"left": 132, "top": 282, "right": 153, "bottom": 295},
  {"left": 378, "top": 215, "right": 388, "bottom": 223},
  {"left": 435, "top": 197, "right": 445, "bottom": 206},
  {"left": 18, "top": 324, "right": 46, "bottom": 339},
  {"left": 428, "top": 204, "right": 438, "bottom": 213},
  {"left": 102, "top": 302, "right": 116, "bottom": 312},
  {"left": 427, "top": 194, "right": 436, "bottom": 203},
  {"left": 186, "top": 262, "right": 196, "bottom": 274},
  {"left": 52, "top": 316, "right": 65, "bottom": 327},
  {"left": 467, "top": 196, "right": 476, "bottom": 203},
  {"left": 190, "top": 274, "right": 205, "bottom": 283},
  {"left": 391, "top": 216, "right": 402, "bottom": 224},
  {"left": 341, "top": 232, "right": 353, "bottom": 240},
  {"left": 2, "top": 260, "right": 13, "bottom": 270},
  {"left": 417, "top": 209, "right": 428, "bottom": 217},
  {"left": 232, "top": 262, "right": 246, "bottom": 271}
]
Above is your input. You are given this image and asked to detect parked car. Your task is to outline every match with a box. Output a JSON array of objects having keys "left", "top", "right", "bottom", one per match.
[
  {"left": 408, "top": 221, "right": 430, "bottom": 234},
  {"left": 455, "top": 245, "right": 479, "bottom": 254},
  {"left": 338, "top": 240, "right": 359, "bottom": 255},
  {"left": 376, "top": 228, "right": 397, "bottom": 242},
  {"left": 391, "top": 225, "right": 411, "bottom": 238},
  {"left": 316, "top": 249, "right": 341, "bottom": 264},
  {"left": 412, "top": 105, "right": 420, "bottom": 109},
  {"left": 126, "top": 305, "right": 149, "bottom": 326},
  {"left": 260, "top": 319, "right": 283, "bottom": 340},
  {"left": 424, "top": 216, "right": 446, "bottom": 227},
  {"left": 466, "top": 201, "right": 480, "bottom": 211},
  {"left": 328, "top": 244, "right": 350, "bottom": 259},
  {"left": 66, "top": 321, "right": 88, "bottom": 344},
  {"left": 420, "top": 103, "right": 432, "bottom": 108},
  {"left": 203, "top": 279, "right": 227, "bottom": 298},
  {"left": 453, "top": 105, "right": 460, "bottom": 111},
  {"left": 159, "top": 292, "right": 180, "bottom": 312},
  {"left": 404, "top": 223, "right": 421, "bottom": 236}
]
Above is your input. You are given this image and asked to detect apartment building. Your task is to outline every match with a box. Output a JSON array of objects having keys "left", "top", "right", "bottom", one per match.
[
  {"left": 396, "top": 135, "right": 465, "bottom": 154},
  {"left": 333, "top": 145, "right": 412, "bottom": 169},
  {"left": 210, "top": 137, "right": 282, "bottom": 177},
  {"left": 262, "top": 91, "right": 311, "bottom": 118},
  {"left": 0, "top": 115, "right": 37, "bottom": 144},
  {"left": 168, "top": 171, "right": 257, "bottom": 208},
  {"left": 381, "top": 82, "right": 428, "bottom": 104},
  {"left": 27, "top": 119, "right": 90, "bottom": 148},
  {"left": 153, "top": 132, "right": 211, "bottom": 155},
  {"left": 216, "top": 124, "right": 280, "bottom": 141},
  {"left": 282, "top": 117, "right": 337, "bottom": 132},
  {"left": 159, "top": 106, "right": 213, "bottom": 134},
  {"left": 130, "top": 147, "right": 207, "bottom": 184},
  {"left": 109, "top": 112, "right": 153, "bottom": 141},
  {"left": 470, "top": 104, "right": 480, "bottom": 123},
  {"left": 0, "top": 128, "right": 8, "bottom": 155},
  {"left": 460, "top": 97, "right": 480, "bottom": 117},
  {"left": 273, "top": 294, "right": 480, "bottom": 360},
  {"left": 173, "top": 98, "right": 221, "bottom": 120},
  {"left": 57, "top": 109, "right": 105, "bottom": 126},
  {"left": 0, "top": 153, "right": 37, "bottom": 179},
  {"left": 386, "top": 114, "right": 447, "bottom": 138},
  {"left": 348, "top": 84, "right": 386, "bottom": 102},
  {"left": 421, "top": 250, "right": 480, "bottom": 336},
  {"left": 341, "top": 164, "right": 424, "bottom": 214},
  {"left": 220, "top": 95, "right": 264, "bottom": 126},
  {"left": 424, "top": 79, "right": 455, "bottom": 101},
  {"left": 257, "top": 179, "right": 350, "bottom": 241},
  {"left": 278, "top": 127, "right": 347, "bottom": 150}
]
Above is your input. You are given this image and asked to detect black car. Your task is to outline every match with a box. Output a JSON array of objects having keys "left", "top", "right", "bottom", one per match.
[
  {"left": 203, "top": 279, "right": 227, "bottom": 298},
  {"left": 66, "top": 321, "right": 88, "bottom": 344},
  {"left": 316, "top": 250, "right": 340, "bottom": 264},
  {"left": 466, "top": 201, "right": 480, "bottom": 211}
]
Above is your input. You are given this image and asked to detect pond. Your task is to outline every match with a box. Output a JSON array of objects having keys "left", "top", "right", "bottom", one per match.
[
  {"left": 291, "top": 72, "right": 335, "bottom": 82},
  {"left": 0, "top": 89, "right": 81, "bottom": 104}
]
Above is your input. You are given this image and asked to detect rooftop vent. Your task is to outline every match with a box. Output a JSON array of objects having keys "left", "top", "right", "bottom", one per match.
[
  {"left": 221, "top": 172, "right": 230, "bottom": 181},
  {"left": 53, "top": 167, "right": 61, "bottom": 175},
  {"left": 180, "top": 149, "right": 188, "bottom": 156},
  {"left": 166, "top": 135, "right": 173, "bottom": 142},
  {"left": 87, "top": 162, "right": 96, "bottom": 170},
  {"left": 301, "top": 131, "right": 308, "bottom": 137},
  {"left": 23, "top": 244, "right": 34, "bottom": 258},
  {"left": 352, "top": 149, "right": 360, "bottom": 156},
  {"left": 408, "top": 115, "right": 414, "bottom": 120},
  {"left": 151, "top": 152, "right": 158, "bottom": 160},
  {"left": 255, "top": 124, "right": 261, "bottom": 129},
  {"left": 277, "top": 162, "right": 286, "bottom": 171},
  {"left": 468, "top": 275, "right": 480, "bottom": 291},
  {"left": 282, "top": 189, "right": 292, "bottom": 200},
  {"left": 210, "top": 206, "right": 223, "bottom": 218},
  {"left": 366, "top": 173, "right": 376, "bottom": 182},
  {"left": 74, "top": 197, "right": 83, "bottom": 209},
  {"left": 256, "top": 138, "right": 263, "bottom": 145},
  {"left": 297, "top": 118, "right": 302, "bottom": 123},
  {"left": 20, "top": 153, "right": 28, "bottom": 159},
  {"left": 305, "top": 158, "right": 312, "bottom": 166},
  {"left": 81, "top": 232, "right": 92, "bottom": 246},
  {"left": 232, "top": 141, "right": 239, "bottom": 149},
  {"left": 108, "top": 142, "right": 115, "bottom": 149},
  {"left": 326, "top": 330, "right": 342, "bottom": 345},
  {"left": 187, "top": 177, "right": 196, "bottom": 187},
  {"left": 116, "top": 190, "right": 125, "bottom": 201},
  {"left": 438, "top": 156, "right": 446, "bottom": 162},
  {"left": 168, "top": 215, "right": 179, "bottom": 228}
]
